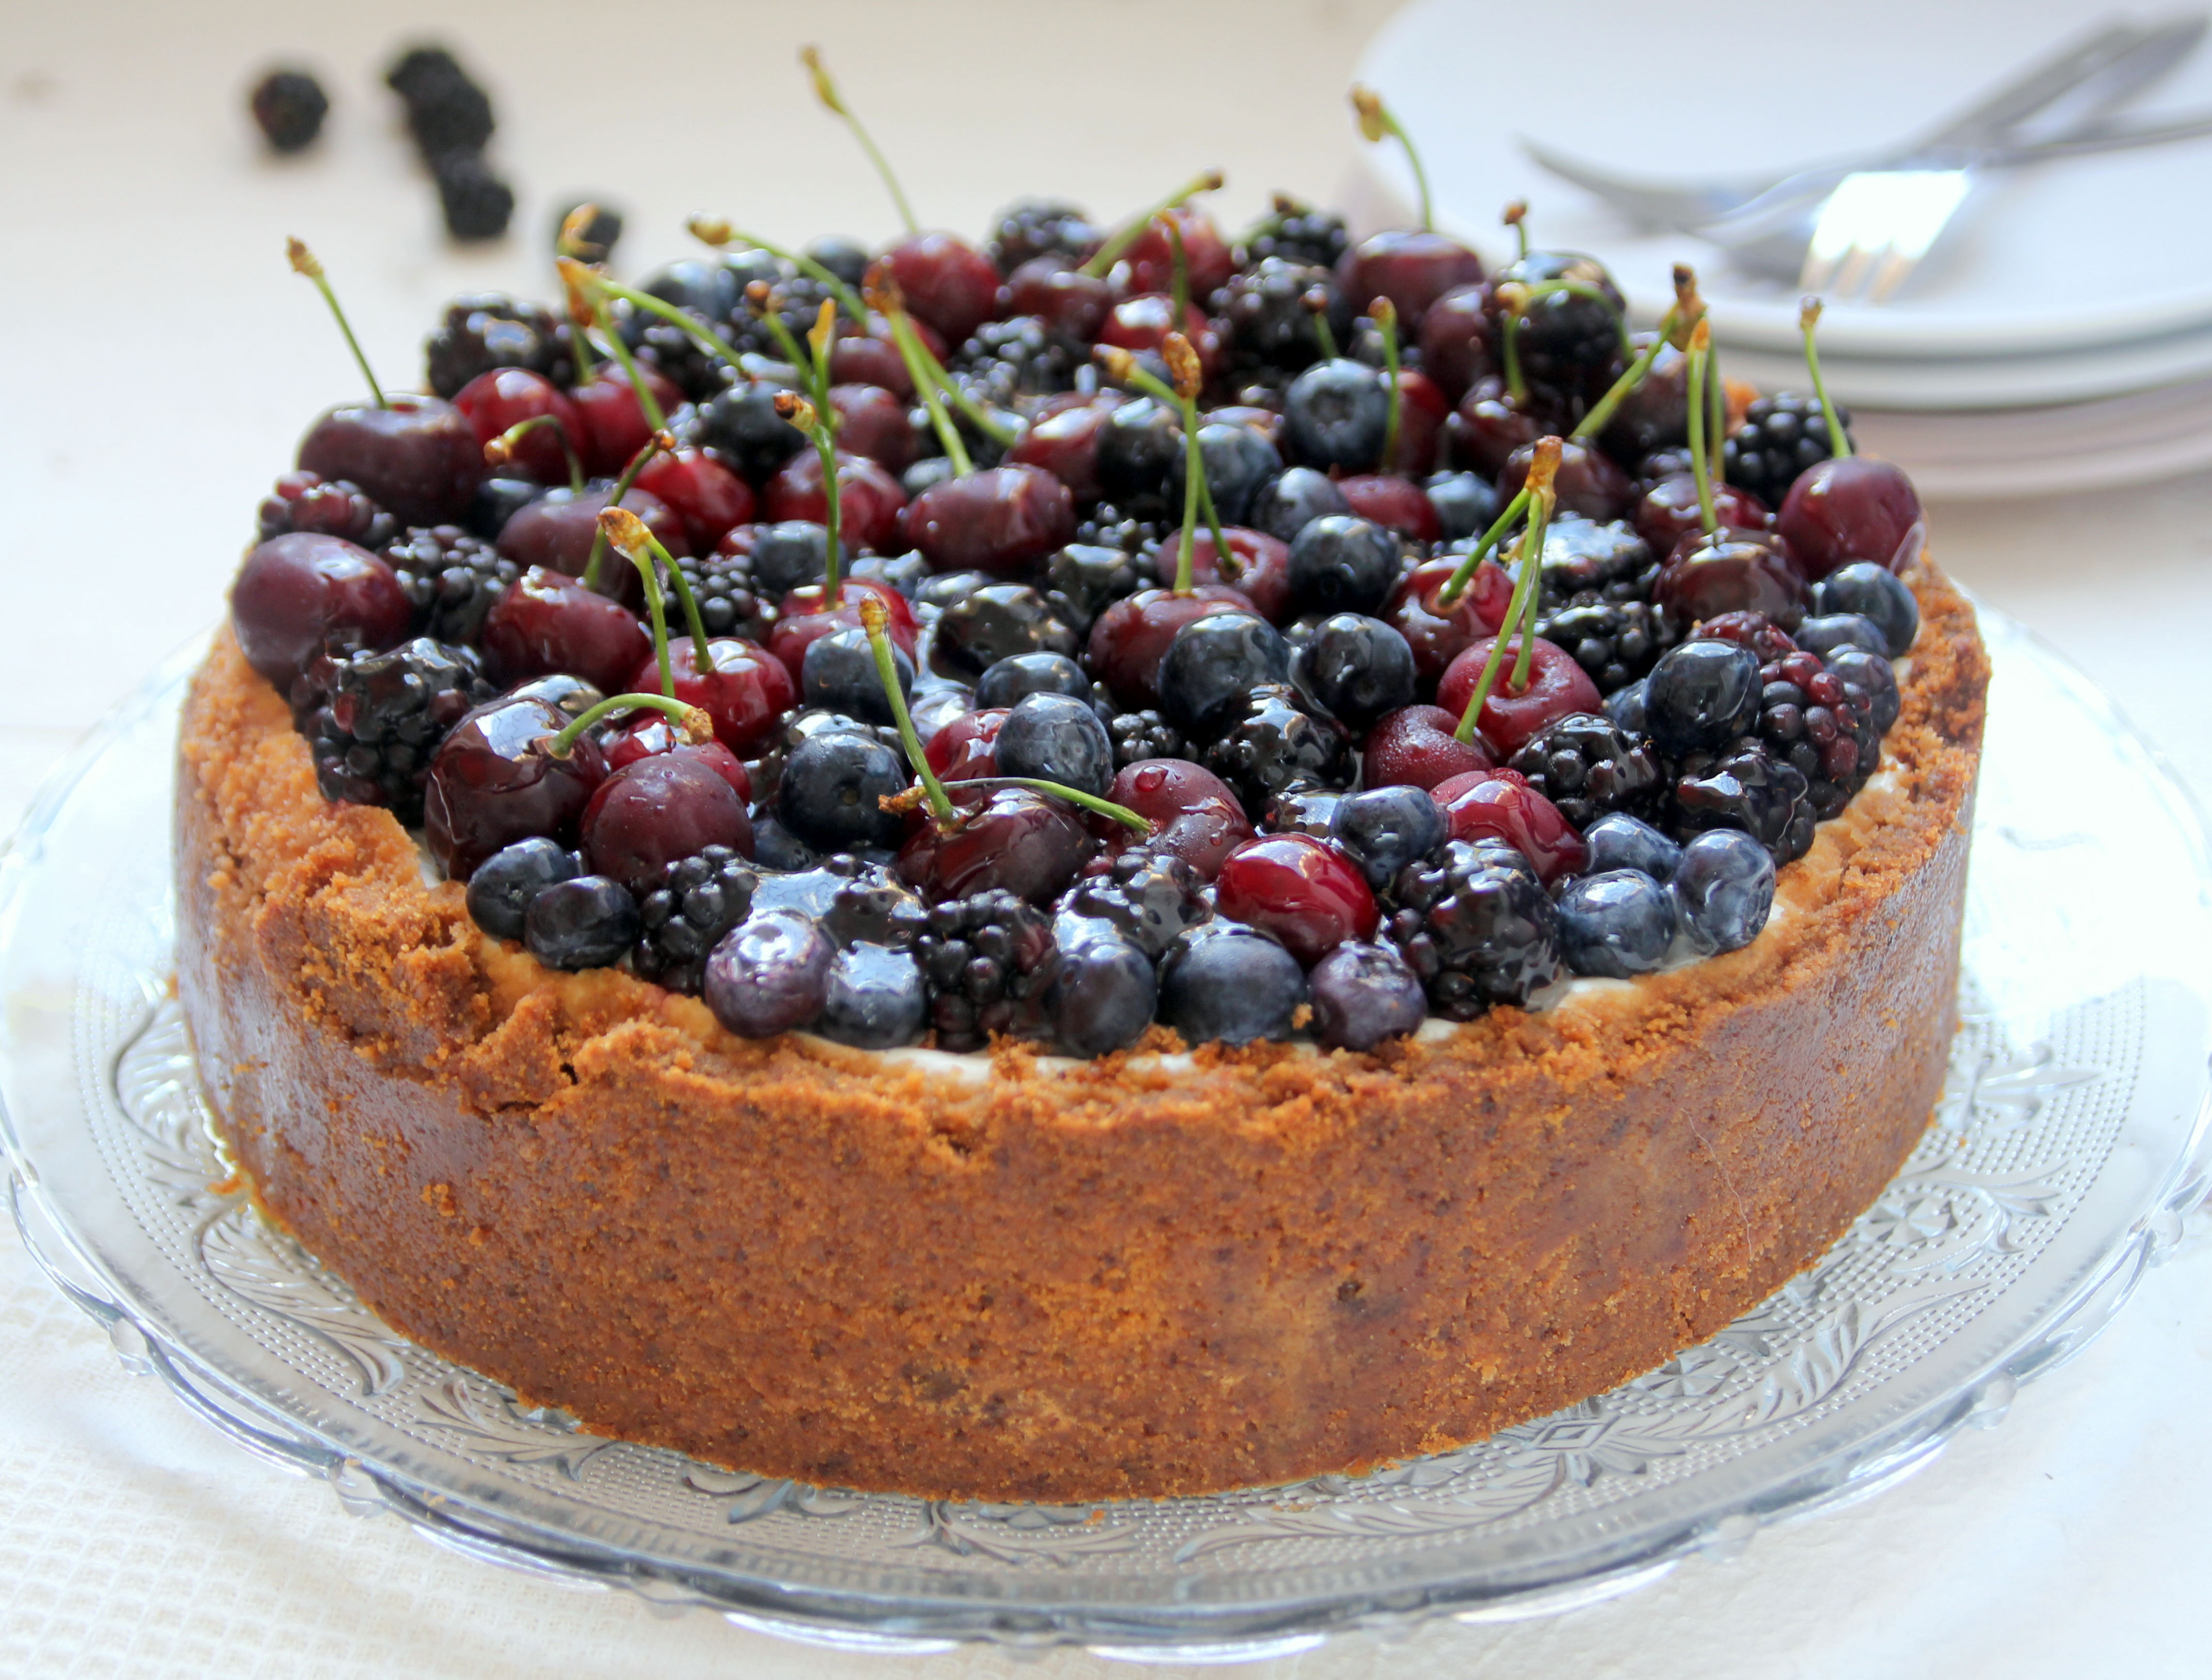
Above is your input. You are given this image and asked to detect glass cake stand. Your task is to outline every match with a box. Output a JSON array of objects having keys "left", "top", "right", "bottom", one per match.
[{"left": 1, "top": 610, "right": 2206, "bottom": 1662}]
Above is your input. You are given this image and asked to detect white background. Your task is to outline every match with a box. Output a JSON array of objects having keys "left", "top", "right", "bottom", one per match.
[{"left": 3, "top": 2, "right": 2209, "bottom": 1674}]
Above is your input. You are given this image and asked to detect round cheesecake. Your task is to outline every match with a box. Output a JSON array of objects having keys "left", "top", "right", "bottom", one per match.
[{"left": 175, "top": 562, "right": 1986, "bottom": 1503}]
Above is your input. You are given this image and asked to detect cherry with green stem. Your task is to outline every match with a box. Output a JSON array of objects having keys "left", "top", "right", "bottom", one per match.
[
  {"left": 1801, "top": 297, "right": 1849, "bottom": 459},
  {"left": 286, "top": 238, "right": 385, "bottom": 408},
  {"left": 1351, "top": 85, "right": 1434, "bottom": 232},
  {"left": 1095, "top": 341, "right": 1229, "bottom": 589},
  {"left": 1494, "top": 281, "right": 1530, "bottom": 404},
  {"left": 560, "top": 257, "right": 668, "bottom": 434},
  {"left": 1165, "top": 217, "right": 1191, "bottom": 321},
  {"left": 773, "top": 392, "right": 844, "bottom": 604},
  {"left": 580, "top": 430, "right": 677, "bottom": 588},
  {"left": 1685, "top": 317, "right": 1719, "bottom": 537},
  {"left": 1079, "top": 171, "right": 1225, "bottom": 279},
  {"left": 1372, "top": 295, "right": 1403, "bottom": 469},
  {"left": 800, "top": 45, "right": 919, "bottom": 235},
  {"left": 486, "top": 414, "right": 584, "bottom": 494},
  {"left": 1453, "top": 437, "right": 1560, "bottom": 743},
  {"left": 550, "top": 693, "right": 713, "bottom": 759},
  {"left": 600, "top": 507, "right": 715, "bottom": 687},
  {"left": 867, "top": 270, "right": 970, "bottom": 473}
]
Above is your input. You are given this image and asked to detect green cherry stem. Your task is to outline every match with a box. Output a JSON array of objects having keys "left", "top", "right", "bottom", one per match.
[
  {"left": 1571, "top": 304, "right": 1680, "bottom": 443},
  {"left": 601, "top": 508, "right": 713, "bottom": 678},
  {"left": 1495, "top": 282, "right": 1529, "bottom": 405},
  {"left": 1453, "top": 439, "right": 1560, "bottom": 741},
  {"left": 1372, "top": 296, "right": 1403, "bottom": 471},
  {"left": 1304, "top": 289, "right": 1340, "bottom": 360},
  {"left": 1685, "top": 317, "right": 1718, "bottom": 537},
  {"left": 1508, "top": 452, "right": 1558, "bottom": 693},
  {"left": 1503, "top": 200, "right": 1530, "bottom": 262},
  {"left": 549, "top": 693, "right": 712, "bottom": 758},
  {"left": 1435, "top": 486, "right": 1531, "bottom": 606},
  {"left": 1800, "top": 296, "right": 1851, "bottom": 459},
  {"left": 1165, "top": 217, "right": 1191, "bottom": 321},
  {"left": 1080, "top": 170, "right": 1225, "bottom": 279},
  {"left": 688, "top": 217, "right": 870, "bottom": 321},
  {"left": 595, "top": 300, "right": 667, "bottom": 431},
  {"left": 597, "top": 279, "right": 751, "bottom": 375},
  {"left": 775, "top": 392, "right": 845, "bottom": 603},
  {"left": 1514, "top": 277, "right": 1634, "bottom": 357},
  {"left": 1351, "top": 85, "right": 1434, "bottom": 231},
  {"left": 861, "top": 595, "right": 955, "bottom": 822},
  {"left": 581, "top": 430, "right": 675, "bottom": 588},
  {"left": 743, "top": 281, "right": 816, "bottom": 380},
  {"left": 906, "top": 329, "right": 1019, "bottom": 447},
  {"left": 486, "top": 414, "right": 584, "bottom": 495},
  {"left": 286, "top": 238, "right": 385, "bottom": 408},
  {"left": 940, "top": 777, "right": 1150, "bottom": 832},
  {"left": 885, "top": 302, "right": 970, "bottom": 474},
  {"left": 801, "top": 46, "right": 919, "bottom": 236}
]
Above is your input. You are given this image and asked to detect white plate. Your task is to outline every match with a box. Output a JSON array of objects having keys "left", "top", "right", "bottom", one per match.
[
  {"left": 1853, "top": 376, "right": 2212, "bottom": 497},
  {"left": 1352, "top": 0, "right": 2212, "bottom": 367},
  {"left": 1713, "top": 322, "right": 2212, "bottom": 411}
]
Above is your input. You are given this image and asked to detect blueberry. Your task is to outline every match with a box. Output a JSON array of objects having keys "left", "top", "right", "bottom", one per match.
[
  {"left": 1672, "top": 829, "right": 1777, "bottom": 954},
  {"left": 975, "top": 651, "right": 1090, "bottom": 709},
  {"left": 1825, "top": 646, "right": 1901, "bottom": 733},
  {"left": 1248, "top": 465, "right": 1351, "bottom": 543},
  {"left": 1058, "top": 853, "right": 1209, "bottom": 958},
  {"left": 935, "top": 583, "right": 1077, "bottom": 675},
  {"left": 777, "top": 731, "right": 909, "bottom": 853},
  {"left": 1643, "top": 639, "right": 1762, "bottom": 757},
  {"left": 750, "top": 814, "right": 820, "bottom": 873},
  {"left": 704, "top": 909, "right": 835, "bottom": 1036},
  {"left": 1266, "top": 786, "right": 1346, "bottom": 837},
  {"left": 995, "top": 691, "right": 1114, "bottom": 795},
  {"left": 1158, "top": 924, "right": 1309, "bottom": 1046},
  {"left": 1158, "top": 612, "right": 1290, "bottom": 737},
  {"left": 1166, "top": 421, "right": 1283, "bottom": 527},
  {"left": 1308, "top": 940, "right": 1427, "bottom": 1050},
  {"left": 640, "top": 258, "right": 742, "bottom": 321},
  {"left": 523, "top": 874, "right": 639, "bottom": 970},
  {"left": 1582, "top": 812, "right": 1682, "bottom": 880},
  {"left": 1095, "top": 396, "right": 1183, "bottom": 508},
  {"left": 1424, "top": 470, "right": 1499, "bottom": 542},
  {"left": 697, "top": 382, "right": 805, "bottom": 480},
  {"left": 1811, "top": 561, "right": 1918, "bottom": 656},
  {"left": 803, "top": 626, "right": 908, "bottom": 723},
  {"left": 1282, "top": 358, "right": 1389, "bottom": 473},
  {"left": 1296, "top": 612, "right": 1416, "bottom": 730},
  {"left": 915, "top": 569, "right": 993, "bottom": 611},
  {"left": 467, "top": 837, "right": 581, "bottom": 938},
  {"left": 1791, "top": 613, "right": 1886, "bottom": 660},
  {"left": 750, "top": 520, "right": 842, "bottom": 595},
  {"left": 817, "top": 941, "right": 927, "bottom": 1049},
  {"left": 1286, "top": 515, "right": 1400, "bottom": 616},
  {"left": 1605, "top": 675, "right": 1649, "bottom": 734},
  {"left": 1047, "top": 935, "right": 1158, "bottom": 1056},
  {"left": 1331, "top": 785, "right": 1448, "bottom": 888},
  {"left": 1557, "top": 870, "right": 1678, "bottom": 978}
]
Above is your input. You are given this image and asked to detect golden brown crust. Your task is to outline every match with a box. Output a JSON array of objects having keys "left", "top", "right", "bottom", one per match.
[{"left": 174, "top": 567, "right": 1988, "bottom": 1502}]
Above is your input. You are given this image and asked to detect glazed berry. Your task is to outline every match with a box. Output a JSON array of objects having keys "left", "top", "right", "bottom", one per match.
[
  {"left": 1632, "top": 473, "right": 1771, "bottom": 559},
  {"left": 478, "top": 567, "right": 651, "bottom": 696},
  {"left": 1445, "top": 375, "right": 1550, "bottom": 478},
  {"left": 769, "top": 581, "right": 919, "bottom": 682},
  {"left": 1537, "top": 595, "right": 1674, "bottom": 697},
  {"left": 1415, "top": 285, "right": 1496, "bottom": 403},
  {"left": 1672, "top": 829, "right": 1776, "bottom": 953},
  {"left": 1097, "top": 759, "right": 1252, "bottom": 880},
  {"left": 818, "top": 943, "right": 928, "bottom": 1050},
  {"left": 1418, "top": 476, "right": 1492, "bottom": 547},
  {"left": 777, "top": 730, "right": 908, "bottom": 854},
  {"left": 1165, "top": 422, "right": 1284, "bottom": 529},
  {"left": 1776, "top": 456, "right": 1924, "bottom": 578},
  {"left": 906, "top": 465, "right": 1076, "bottom": 576},
  {"left": 466, "top": 837, "right": 582, "bottom": 939},
  {"left": 1201, "top": 684, "right": 1354, "bottom": 814},
  {"left": 950, "top": 315, "right": 1075, "bottom": 408},
  {"left": 506, "top": 673, "right": 605, "bottom": 717},
  {"left": 882, "top": 231, "right": 1001, "bottom": 345},
  {"left": 232, "top": 534, "right": 414, "bottom": 690},
  {"left": 697, "top": 382, "right": 807, "bottom": 481},
  {"left": 1383, "top": 556, "right": 1516, "bottom": 686},
  {"left": 1498, "top": 438, "right": 1633, "bottom": 522},
  {"left": 453, "top": 368, "right": 581, "bottom": 485},
  {"left": 1150, "top": 528, "right": 1292, "bottom": 621},
  {"left": 757, "top": 446, "right": 904, "bottom": 555},
  {"left": 1296, "top": 614, "right": 1417, "bottom": 731},
  {"left": 914, "top": 889, "right": 1061, "bottom": 1049},
  {"left": 1158, "top": 924, "right": 1309, "bottom": 1046},
  {"left": 1724, "top": 391, "right": 1850, "bottom": 506},
  {"left": 1109, "top": 706, "right": 1182, "bottom": 768},
  {"left": 649, "top": 637, "right": 798, "bottom": 756},
  {"left": 1361, "top": 704, "right": 1494, "bottom": 792},
  {"left": 1488, "top": 251, "right": 1625, "bottom": 393},
  {"left": 746, "top": 521, "right": 845, "bottom": 594},
  {"left": 422, "top": 695, "right": 608, "bottom": 880},
  {"left": 987, "top": 198, "right": 1102, "bottom": 274},
  {"left": 631, "top": 846, "right": 758, "bottom": 993},
  {"left": 1045, "top": 935, "right": 1157, "bottom": 1056},
  {"left": 1654, "top": 529, "right": 1809, "bottom": 630},
  {"left": 1507, "top": 712, "right": 1663, "bottom": 829},
  {"left": 582, "top": 751, "right": 754, "bottom": 892},
  {"left": 823, "top": 381, "right": 919, "bottom": 474},
  {"left": 1085, "top": 586, "right": 1248, "bottom": 709},
  {"left": 1643, "top": 639, "right": 1762, "bottom": 757},
  {"left": 298, "top": 394, "right": 486, "bottom": 527},
  {"left": 1827, "top": 645, "right": 1900, "bottom": 733},
  {"left": 975, "top": 652, "right": 1088, "bottom": 709},
  {"left": 1606, "top": 677, "right": 1648, "bottom": 733},
  {"left": 1387, "top": 839, "right": 1564, "bottom": 1017},
  {"left": 1438, "top": 636, "right": 1606, "bottom": 757},
  {"left": 1811, "top": 561, "right": 1919, "bottom": 657},
  {"left": 1793, "top": 614, "right": 1887, "bottom": 660},
  {"left": 804, "top": 625, "right": 910, "bottom": 723},
  {"left": 1059, "top": 850, "right": 1209, "bottom": 957},
  {"left": 1430, "top": 770, "right": 1588, "bottom": 885},
  {"left": 1119, "top": 205, "right": 1235, "bottom": 297},
  {"left": 1583, "top": 811, "right": 1682, "bottom": 880},
  {"left": 1309, "top": 940, "right": 1427, "bottom": 1051},
  {"left": 305, "top": 638, "right": 489, "bottom": 819},
  {"left": 604, "top": 718, "right": 751, "bottom": 803},
  {"left": 1557, "top": 871, "right": 1677, "bottom": 978},
  {"left": 898, "top": 787, "right": 1095, "bottom": 904},
  {"left": 1247, "top": 466, "right": 1351, "bottom": 543},
  {"left": 633, "top": 450, "right": 757, "bottom": 552},
  {"left": 996, "top": 691, "right": 1114, "bottom": 796},
  {"left": 1214, "top": 833, "right": 1378, "bottom": 966},
  {"left": 1216, "top": 257, "right": 1350, "bottom": 373},
  {"left": 1159, "top": 612, "right": 1291, "bottom": 738},
  {"left": 524, "top": 875, "right": 638, "bottom": 970},
  {"left": 469, "top": 477, "right": 543, "bottom": 541},
  {"left": 425, "top": 295, "right": 571, "bottom": 399},
  {"left": 672, "top": 551, "right": 773, "bottom": 643},
  {"left": 1673, "top": 737, "right": 1814, "bottom": 864},
  {"left": 923, "top": 707, "right": 1004, "bottom": 783},
  {"left": 1595, "top": 334, "right": 1688, "bottom": 463},
  {"left": 382, "top": 525, "right": 517, "bottom": 644},
  {"left": 250, "top": 68, "right": 328, "bottom": 152},
  {"left": 495, "top": 487, "right": 689, "bottom": 592},
  {"left": 1093, "top": 398, "right": 1185, "bottom": 515},
  {"left": 1286, "top": 515, "right": 1400, "bottom": 617},
  {"left": 258, "top": 471, "right": 397, "bottom": 548},
  {"left": 1339, "top": 229, "right": 1486, "bottom": 328},
  {"left": 1003, "top": 260, "right": 1115, "bottom": 345},
  {"left": 1335, "top": 472, "right": 1441, "bottom": 542},
  {"left": 704, "top": 909, "right": 836, "bottom": 1037},
  {"left": 937, "top": 583, "right": 1079, "bottom": 675},
  {"left": 1242, "top": 196, "right": 1349, "bottom": 268},
  {"left": 1329, "top": 786, "right": 1445, "bottom": 888},
  {"left": 1282, "top": 359, "right": 1389, "bottom": 474}
]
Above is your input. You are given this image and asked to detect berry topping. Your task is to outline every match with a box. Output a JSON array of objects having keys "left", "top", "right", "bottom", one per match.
[
  {"left": 1045, "top": 936, "right": 1158, "bottom": 1057},
  {"left": 1199, "top": 684, "right": 1353, "bottom": 815},
  {"left": 1386, "top": 839, "right": 1564, "bottom": 1018},
  {"left": 995, "top": 692, "right": 1115, "bottom": 796},
  {"left": 465, "top": 837, "right": 582, "bottom": 940},
  {"left": 1811, "top": 561, "right": 1919, "bottom": 657},
  {"left": 1098, "top": 759, "right": 1252, "bottom": 880},
  {"left": 778, "top": 730, "right": 909, "bottom": 855},
  {"left": 305, "top": 638, "right": 490, "bottom": 819},
  {"left": 1214, "top": 833, "right": 1378, "bottom": 966},
  {"left": 232, "top": 534, "right": 415, "bottom": 690},
  {"left": 1430, "top": 770, "right": 1588, "bottom": 885},
  {"left": 1308, "top": 940, "right": 1428, "bottom": 1051},
  {"left": 525, "top": 876, "right": 640, "bottom": 971},
  {"left": 1361, "top": 704, "right": 1494, "bottom": 792},
  {"left": 422, "top": 695, "right": 609, "bottom": 880},
  {"left": 1507, "top": 712, "right": 1664, "bottom": 829},
  {"left": 1643, "top": 639, "right": 1762, "bottom": 757},
  {"left": 1671, "top": 829, "right": 1776, "bottom": 954},
  {"left": 1158, "top": 923, "right": 1309, "bottom": 1047},
  {"left": 1295, "top": 614, "right": 1418, "bottom": 731},
  {"left": 1672, "top": 737, "right": 1814, "bottom": 866},
  {"left": 583, "top": 751, "right": 754, "bottom": 890},
  {"left": 258, "top": 471, "right": 398, "bottom": 549},
  {"left": 705, "top": 909, "right": 837, "bottom": 1037},
  {"left": 1158, "top": 613, "right": 1292, "bottom": 738},
  {"left": 1582, "top": 811, "right": 1683, "bottom": 880},
  {"left": 915, "top": 890, "right": 1061, "bottom": 1049},
  {"left": 974, "top": 652, "right": 1088, "bottom": 710},
  {"left": 906, "top": 465, "right": 1078, "bottom": 576},
  {"left": 1282, "top": 359, "right": 1390, "bottom": 474},
  {"left": 1438, "top": 635, "right": 1605, "bottom": 757},
  {"left": 632, "top": 846, "right": 759, "bottom": 993},
  {"left": 1557, "top": 870, "right": 1678, "bottom": 978}
]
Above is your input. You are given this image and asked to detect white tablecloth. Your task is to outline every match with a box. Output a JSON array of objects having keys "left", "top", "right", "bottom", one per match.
[{"left": 4, "top": 2, "right": 2210, "bottom": 1673}]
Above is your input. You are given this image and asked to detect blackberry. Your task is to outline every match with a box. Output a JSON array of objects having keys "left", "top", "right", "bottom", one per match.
[
  {"left": 258, "top": 471, "right": 397, "bottom": 549},
  {"left": 305, "top": 638, "right": 489, "bottom": 821},
  {"left": 1535, "top": 597, "right": 1674, "bottom": 694},
  {"left": 1671, "top": 737, "right": 1815, "bottom": 866},
  {"left": 1386, "top": 839, "right": 1563, "bottom": 1019},
  {"left": 424, "top": 294, "right": 571, "bottom": 398},
  {"left": 1508, "top": 713, "right": 1665, "bottom": 828},
  {"left": 1723, "top": 392, "right": 1852, "bottom": 507},
  {"left": 949, "top": 315, "right": 1075, "bottom": 408},
  {"left": 1749, "top": 646, "right": 1880, "bottom": 821},
  {"left": 431, "top": 149, "right": 515, "bottom": 242},
  {"left": 617, "top": 303, "right": 727, "bottom": 402},
  {"left": 674, "top": 552, "right": 775, "bottom": 642},
  {"left": 250, "top": 70, "right": 328, "bottom": 153},
  {"left": 382, "top": 525, "right": 518, "bottom": 645},
  {"left": 1109, "top": 708, "right": 1182, "bottom": 768},
  {"left": 386, "top": 46, "right": 494, "bottom": 156},
  {"left": 634, "top": 846, "right": 758, "bottom": 994},
  {"left": 986, "top": 198, "right": 1102, "bottom": 275},
  {"left": 1533, "top": 515, "right": 1652, "bottom": 603},
  {"left": 728, "top": 272, "right": 842, "bottom": 364},
  {"left": 1199, "top": 684, "right": 1353, "bottom": 815},
  {"left": 1070, "top": 503, "right": 1161, "bottom": 557},
  {"left": 1213, "top": 257, "right": 1346, "bottom": 373},
  {"left": 915, "top": 890, "right": 1062, "bottom": 1050},
  {"left": 1058, "top": 851, "right": 1208, "bottom": 958},
  {"left": 1239, "top": 195, "right": 1349, "bottom": 269}
]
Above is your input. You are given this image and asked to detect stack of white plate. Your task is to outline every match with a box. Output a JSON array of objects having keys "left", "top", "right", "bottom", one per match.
[{"left": 1349, "top": 0, "right": 2212, "bottom": 497}]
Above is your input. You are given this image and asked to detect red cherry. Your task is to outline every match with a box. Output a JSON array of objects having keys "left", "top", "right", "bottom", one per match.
[
  {"left": 1098, "top": 294, "right": 1225, "bottom": 377},
  {"left": 827, "top": 313, "right": 941, "bottom": 395},
  {"left": 1150, "top": 528, "right": 1292, "bottom": 620},
  {"left": 1438, "top": 635, "right": 1605, "bottom": 756},
  {"left": 1361, "top": 704, "right": 1495, "bottom": 791},
  {"left": 1444, "top": 375, "right": 1549, "bottom": 478},
  {"left": 1655, "top": 529, "right": 1810, "bottom": 627},
  {"left": 480, "top": 566, "right": 653, "bottom": 695},
  {"left": 1776, "top": 456, "right": 1924, "bottom": 578},
  {"left": 1086, "top": 586, "right": 1250, "bottom": 709},
  {"left": 452, "top": 368, "right": 581, "bottom": 484},
  {"left": 1416, "top": 283, "right": 1496, "bottom": 403},
  {"left": 582, "top": 752, "right": 754, "bottom": 889},
  {"left": 230, "top": 534, "right": 411, "bottom": 688},
  {"left": 495, "top": 486, "right": 690, "bottom": 601},
  {"left": 904, "top": 464, "right": 1076, "bottom": 575},
  {"left": 1340, "top": 230, "right": 1486, "bottom": 328},
  {"left": 642, "top": 637, "right": 796, "bottom": 755},
  {"left": 604, "top": 717, "right": 753, "bottom": 804},
  {"left": 1093, "top": 758, "right": 1252, "bottom": 881},
  {"left": 632, "top": 449, "right": 755, "bottom": 551},
  {"left": 882, "top": 232, "right": 1002, "bottom": 345},
  {"left": 767, "top": 580, "right": 919, "bottom": 680},
  {"left": 1116, "top": 206, "right": 1234, "bottom": 298},
  {"left": 1389, "top": 370, "right": 1449, "bottom": 477},
  {"left": 1498, "top": 439, "right": 1633, "bottom": 521},
  {"left": 296, "top": 394, "right": 483, "bottom": 527},
  {"left": 1633, "top": 472, "right": 1770, "bottom": 556},
  {"left": 1214, "top": 833, "right": 1378, "bottom": 966},
  {"left": 1336, "top": 473, "right": 1441, "bottom": 543},
  {"left": 422, "top": 696, "right": 609, "bottom": 881},
  {"left": 896, "top": 787, "right": 1095, "bottom": 904},
  {"left": 762, "top": 447, "right": 906, "bottom": 553},
  {"left": 1004, "top": 392, "right": 1125, "bottom": 502},
  {"left": 924, "top": 708, "right": 1007, "bottom": 783},
  {"left": 1003, "top": 258, "right": 1113, "bottom": 341},
  {"left": 569, "top": 363, "right": 684, "bottom": 476},
  {"left": 826, "top": 382, "right": 919, "bottom": 474},
  {"left": 1430, "top": 769, "right": 1588, "bottom": 884},
  {"left": 1383, "top": 557, "right": 1516, "bottom": 685}
]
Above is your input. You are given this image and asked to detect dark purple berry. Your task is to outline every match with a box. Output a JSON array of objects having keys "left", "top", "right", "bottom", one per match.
[
  {"left": 1557, "top": 870, "right": 1678, "bottom": 977},
  {"left": 705, "top": 909, "right": 836, "bottom": 1036},
  {"left": 1308, "top": 940, "right": 1426, "bottom": 1050},
  {"left": 466, "top": 837, "right": 581, "bottom": 939},
  {"left": 524, "top": 875, "right": 639, "bottom": 970},
  {"left": 1672, "top": 830, "right": 1776, "bottom": 954},
  {"left": 1158, "top": 923, "right": 1308, "bottom": 1046}
]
